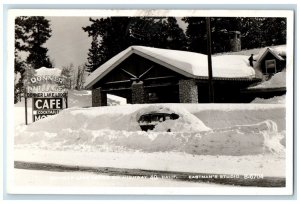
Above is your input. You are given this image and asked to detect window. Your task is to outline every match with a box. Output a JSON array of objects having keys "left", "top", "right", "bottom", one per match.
[
  {"left": 148, "top": 92, "right": 159, "bottom": 102},
  {"left": 265, "top": 59, "right": 277, "bottom": 74}
]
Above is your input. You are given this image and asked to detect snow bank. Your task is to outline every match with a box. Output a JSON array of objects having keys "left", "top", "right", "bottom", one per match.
[
  {"left": 15, "top": 119, "right": 285, "bottom": 156},
  {"left": 67, "top": 90, "right": 126, "bottom": 108},
  {"left": 133, "top": 105, "right": 211, "bottom": 132},
  {"left": 249, "top": 71, "right": 286, "bottom": 89},
  {"left": 107, "top": 94, "right": 127, "bottom": 106},
  {"left": 35, "top": 67, "right": 62, "bottom": 76},
  {"left": 22, "top": 104, "right": 211, "bottom": 133},
  {"left": 15, "top": 104, "right": 285, "bottom": 156},
  {"left": 181, "top": 104, "right": 286, "bottom": 132},
  {"left": 67, "top": 90, "right": 92, "bottom": 108},
  {"left": 252, "top": 95, "right": 286, "bottom": 104}
]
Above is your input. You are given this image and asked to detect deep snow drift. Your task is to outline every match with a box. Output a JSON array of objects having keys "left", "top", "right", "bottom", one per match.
[
  {"left": 15, "top": 103, "right": 285, "bottom": 156},
  {"left": 252, "top": 95, "right": 286, "bottom": 104},
  {"left": 35, "top": 67, "right": 62, "bottom": 76},
  {"left": 249, "top": 71, "right": 286, "bottom": 89},
  {"left": 67, "top": 90, "right": 127, "bottom": 108},
  {"left": 14, "top": 90, "right": 286, "bottom": 178}
]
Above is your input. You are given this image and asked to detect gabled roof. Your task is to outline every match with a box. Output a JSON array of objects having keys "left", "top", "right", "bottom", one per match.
[
  {"left": 85, "top": 46, "right": 256, "bottom": 89},
  {"left": 254, "top": 45, "right": 286, "bottom": 68}
]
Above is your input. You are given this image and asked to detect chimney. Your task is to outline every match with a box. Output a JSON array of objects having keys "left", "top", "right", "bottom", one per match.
[{"left": 228, "top": 31, "right": 241, "bottom": 52}]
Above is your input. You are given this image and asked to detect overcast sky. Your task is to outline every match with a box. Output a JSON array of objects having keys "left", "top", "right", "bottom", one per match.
[
  {"left": 45, "top": 17, "right": 92, "bottom": 68},
  {"left": 44, "top": 17, "right": 187, "bottom": 69}
]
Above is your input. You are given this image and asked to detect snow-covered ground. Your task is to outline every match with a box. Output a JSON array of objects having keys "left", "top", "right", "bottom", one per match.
[
  {"left": 249, "top": 71, "right": 286, "bottom": 90},
  {"left": 13, "top": 90, "right": 286, "bottom": 188},
  {"left": 252, "top": 95, "right": 286, "bottom": 104},
  {"left": 248, "top": 70, "right": 286, "bottom": 104},
  {"left": 14, "top": 149, "right": 285, "bottom": 177},
  {"left": 35, "top": 67, "right": 62, "bottom": 76}
]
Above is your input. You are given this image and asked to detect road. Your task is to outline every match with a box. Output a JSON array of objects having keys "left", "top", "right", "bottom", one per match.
[
  {"left": 14, "top": 161, "right": 285, "bottom": 187},
  {"left": 14, "top": 168, "right": 224, "bottom": 188}
]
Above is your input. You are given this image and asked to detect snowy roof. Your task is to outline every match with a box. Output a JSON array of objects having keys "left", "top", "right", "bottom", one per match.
[
  {"left": 254, "top": 45, "right": 286, "bottom": 67},
  {"left": 35, "top": 67, "right": 62, "bottom": 76},
  {"left": 85, "top": 46, "right": 256, "bottom": 89}
]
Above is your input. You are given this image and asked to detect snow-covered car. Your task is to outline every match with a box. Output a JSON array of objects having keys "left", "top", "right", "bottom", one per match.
[{"left": 138, "top": 112, "right": 179, "bottom": 131}]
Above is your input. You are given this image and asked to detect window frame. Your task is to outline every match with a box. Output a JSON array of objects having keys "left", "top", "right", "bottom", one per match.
[{"left": 265, "top": 59, "right": 277, "bottom": 74}]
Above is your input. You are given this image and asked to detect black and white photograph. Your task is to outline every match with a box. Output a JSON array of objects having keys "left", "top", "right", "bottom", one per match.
[{"left": 6, "top": 9, "right": 294, "bottom": 195}]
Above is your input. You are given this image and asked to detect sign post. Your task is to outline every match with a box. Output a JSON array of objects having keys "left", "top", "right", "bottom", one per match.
[{"left": 24, "top": 88, "right": 28, "bottom": 125}]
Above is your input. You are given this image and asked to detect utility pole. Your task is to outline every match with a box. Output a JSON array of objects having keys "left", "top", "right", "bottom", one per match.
[
  {"left": 206, "top": 17, "right": 214, "bottom": 103},
  {"left": 24, "top": 70, "right": 28, "bottom": 125}
]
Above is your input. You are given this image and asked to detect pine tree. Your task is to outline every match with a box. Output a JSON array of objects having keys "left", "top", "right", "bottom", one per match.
[
  {"left": 85, "top": 35, "right": 103, "bottom": 73},
  {"left": 22, "top": 16, "right": 53, "bottom": 69},
  {"left": 14, "top": 16, "right": 53, "bottom": 103},
  {"left": 83, "top": 17, "right": 133, "bottom": 71},
  {"left": 14, "top": 56, "right": 26, "bottom": 103},
  {"left": 239, "top": 17, "right": 265, "bottom": 49},
  {"left": 164, "top": 17, "right": 187, "bottom": 50},
  {"left": 14, "top": 16, "right": 29, "bottom": 103},
  {"left": 261, "top": 18, "right": 286, "bottom": 46},
  {"left": 83, "top": 17, "right": 187, "bottom": 72},
  {"left": 182, "top": 17, "right": 207, "bottom": 54},
  {"left": 210, "top": 17, "right": 241, "bottom": 53},
  {"left": 183, "top": 17, "right": 286, "bottom": 53}
]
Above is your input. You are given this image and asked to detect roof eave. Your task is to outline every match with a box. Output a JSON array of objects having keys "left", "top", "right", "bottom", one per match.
[{"left": 84, "top": 47, "right": 134, "bottom": 89}]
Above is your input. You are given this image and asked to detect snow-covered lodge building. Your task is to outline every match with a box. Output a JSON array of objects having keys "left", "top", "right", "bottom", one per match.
[{"left": 84, "top": 45, "right": 286, "bottom": 106}]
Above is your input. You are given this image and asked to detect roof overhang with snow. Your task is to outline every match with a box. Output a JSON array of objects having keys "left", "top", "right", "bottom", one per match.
[{"left": 85, "top": 46, "right": 257, "bottom": 89}]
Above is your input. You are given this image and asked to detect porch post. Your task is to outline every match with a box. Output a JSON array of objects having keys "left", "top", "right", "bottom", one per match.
[
  {"left": 179, "top": 79, "right": 198, "bottom": 103},
  {"left": 92, "top": 87, "right": 107, "bottom": 107},
  {"left": 131, "top": 81, "right": 145, "bottom": 104}
]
